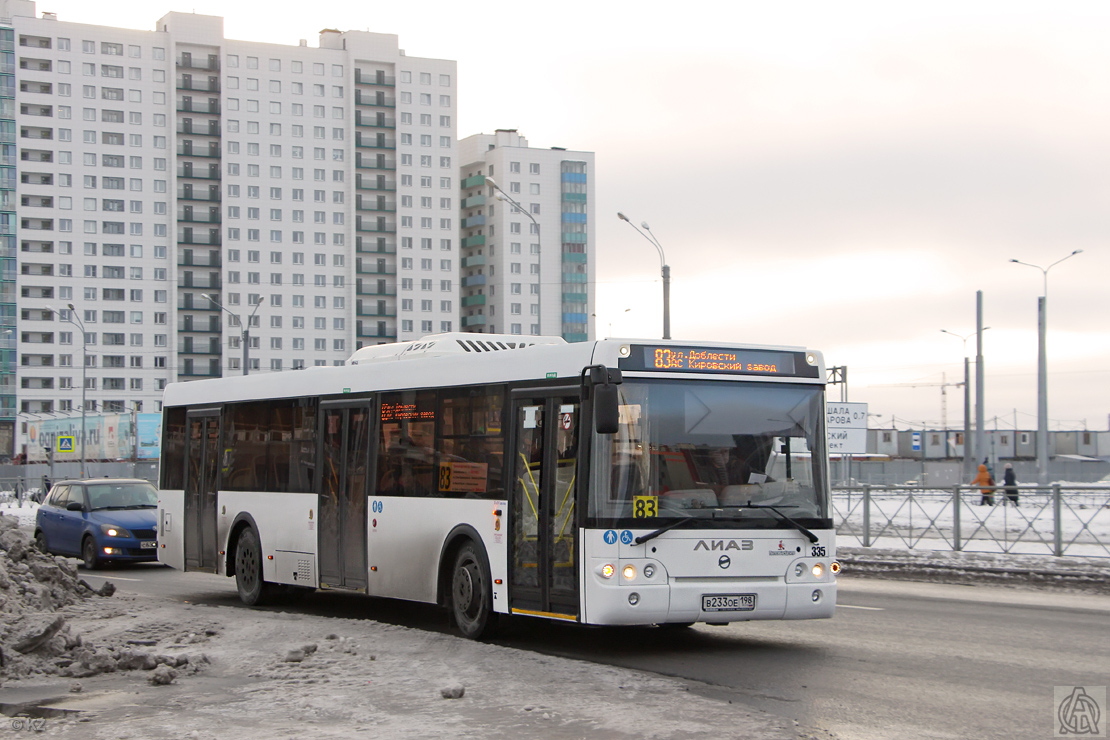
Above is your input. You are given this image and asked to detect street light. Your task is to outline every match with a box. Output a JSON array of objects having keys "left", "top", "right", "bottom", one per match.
[
  {"left": 49, "top": 304, "right": 88, "bottom": 477},
  {"left": 617, "top": 212, "right": 670, "bottom": 340},
  {"left": 484, "top": 177, "right": 543, "bottom": 335},
  {"left": 941, "top": 327, "right": 990, "bottom": 481},
  {"left": 1009, "top": 249, "right": 1083, "bottom": 484},
  {"left": 201, "top": 293, "right": 262, "bottom": 376}
]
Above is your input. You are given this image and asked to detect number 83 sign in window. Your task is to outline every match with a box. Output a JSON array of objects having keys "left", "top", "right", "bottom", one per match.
[{"left": 632, "top": 495, "right": 658, "bottom": 518}]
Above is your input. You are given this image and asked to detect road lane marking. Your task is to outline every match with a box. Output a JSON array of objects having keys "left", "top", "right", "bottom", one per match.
[
  {"left": 82, "top": 574, "right": 142, "bottom": 581},
  {"left": 838, "top": 604, "right": 884, "bottom": 611}
]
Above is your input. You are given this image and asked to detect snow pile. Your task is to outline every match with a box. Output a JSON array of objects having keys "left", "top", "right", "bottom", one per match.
[{"left": 0, "top": 514, "right": 200, "bottom": 682}]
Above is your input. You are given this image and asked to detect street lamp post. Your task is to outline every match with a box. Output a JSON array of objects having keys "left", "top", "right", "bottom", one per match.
[
  {"left": 941, "top": 327, "right": 989, "bottom": 481},
  {"left": 202, "top": 293, "right": 262, "bottom": 376},
  {"left": 484, "top": 178, "right": 542, "bottom": 334},
  {"left": 617, "top": 212, "right": 670, "bottom": 340},
  {"left": 1010, "top": 249, "right": 1083, "bottom": 484},
  {"left": 50, "top": 304, "right": 88, "bottom": 477}
]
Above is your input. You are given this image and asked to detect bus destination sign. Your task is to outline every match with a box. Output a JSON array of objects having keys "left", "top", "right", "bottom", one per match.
[{"left": 620, "top": 345, "right": 814, "bottom": 377}]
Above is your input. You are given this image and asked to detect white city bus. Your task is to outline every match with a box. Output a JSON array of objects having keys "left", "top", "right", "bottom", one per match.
[{"left": 157, "top": 334, "right": 838, "bottom": 638}]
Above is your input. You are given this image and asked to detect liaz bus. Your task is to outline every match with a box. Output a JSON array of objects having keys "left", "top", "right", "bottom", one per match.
[{"left": 157, "top": 334, "right": 838, "bottom": 638}]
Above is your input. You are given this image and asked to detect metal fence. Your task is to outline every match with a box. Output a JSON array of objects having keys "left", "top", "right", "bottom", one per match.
[
  {"left": 0, "top": 461, "right": 159, "bottom": 507},
  {"left": 832, "top": 484, "right": 1110, "bottom": 558}
]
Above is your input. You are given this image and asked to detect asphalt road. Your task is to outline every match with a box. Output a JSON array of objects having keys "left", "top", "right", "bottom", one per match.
[{"left": 83, "top": 565, "right": 1110, "bottom": 740}]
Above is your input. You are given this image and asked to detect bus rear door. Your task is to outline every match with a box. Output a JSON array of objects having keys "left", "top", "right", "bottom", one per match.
[
  {"left": 183, "top": 408, "right": 221, "bottom": 573},
  {"left": 317, "top": 401, "right": 372, "bottom": 592}
]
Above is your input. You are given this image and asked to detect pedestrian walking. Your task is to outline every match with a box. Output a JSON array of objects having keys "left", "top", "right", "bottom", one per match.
[
  {"left": 1002, "top": 463, "right": 1018, "bottom": 507},
  {"left": 971, "top": 463, "right": 995, "bottom": 506}
]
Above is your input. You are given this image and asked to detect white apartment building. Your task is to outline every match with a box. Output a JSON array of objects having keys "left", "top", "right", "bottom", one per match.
[
  {"left": 0, "top": 1, "right": 460, "bottom": 455},
  {"left": 458, "top": 129, "right": 594, "bottom": 341}
]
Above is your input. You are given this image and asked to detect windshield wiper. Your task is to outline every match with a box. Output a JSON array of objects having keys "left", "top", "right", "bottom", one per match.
[
  {"left": 634, "top": 515, "right": 698, "bottom": 545},
  {"left": 739, "top": 502, "right": 819, "bottom": 543}
]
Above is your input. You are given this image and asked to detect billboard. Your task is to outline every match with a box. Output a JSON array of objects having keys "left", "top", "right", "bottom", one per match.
[{"left": 25, "top": 414, "right": 162, "bottom": 462}]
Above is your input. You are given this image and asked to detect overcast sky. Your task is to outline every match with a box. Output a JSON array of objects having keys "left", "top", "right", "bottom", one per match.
[{"left": 33, "top": 0, "right": 1110, "bottom": 431}]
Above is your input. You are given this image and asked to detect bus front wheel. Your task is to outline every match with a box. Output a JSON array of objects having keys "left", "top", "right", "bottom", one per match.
[
  {"left": 450, "top": 541, "right": 496, "bottom": 639},
  {"left": 234, "top": 527, "right": 273, "bottom": 606}
]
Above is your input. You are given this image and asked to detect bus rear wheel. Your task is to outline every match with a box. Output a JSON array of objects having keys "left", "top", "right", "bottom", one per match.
[
  {"left": 234, "top": 527, "right": 273, "bottom": 606},
  {"left": 450, "top": 541, "right": 496, "bottom": 640}
]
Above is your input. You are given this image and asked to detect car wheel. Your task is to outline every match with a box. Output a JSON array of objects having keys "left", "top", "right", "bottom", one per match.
[
  {"left": 34, "top": 530, "right": 50, "bottom": 555},
  {"left": 82, "top": 536, "right": 101, "bottom": 570},
  {"left": 234, "top": 527, "right": 273, "bottom": 606},
  {"left": 449, "top": 541, "right": 497, "bottom": 640}
]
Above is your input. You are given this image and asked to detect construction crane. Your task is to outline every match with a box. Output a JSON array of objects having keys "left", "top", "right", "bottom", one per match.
[{"left": 874, "top": 373, "right": 965, "bottom": 429}]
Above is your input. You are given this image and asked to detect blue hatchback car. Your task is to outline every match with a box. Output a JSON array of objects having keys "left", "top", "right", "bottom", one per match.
[{"left": 34, "top": 478, "right": 159, "bottom": 569}]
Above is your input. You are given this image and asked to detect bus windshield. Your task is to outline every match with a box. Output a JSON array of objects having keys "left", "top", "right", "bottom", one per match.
[{"left": 589, "top": 380, "right": 828, "bottom": 525}]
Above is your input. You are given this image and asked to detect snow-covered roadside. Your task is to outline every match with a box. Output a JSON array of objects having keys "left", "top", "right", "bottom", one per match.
[
  {"left": 1, "top": 509, "right": 800, "bottom": 740},
  {"left": 2, "top": 594, "right": 800, "bottom": 740}
]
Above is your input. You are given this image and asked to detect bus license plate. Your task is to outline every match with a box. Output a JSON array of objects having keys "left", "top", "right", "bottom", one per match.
[
  {"left": 140, "top": 541, "right": 157, "bottom": 549},
  {"left": 702, "top": 594, "right": 756, "bottom": 612}
]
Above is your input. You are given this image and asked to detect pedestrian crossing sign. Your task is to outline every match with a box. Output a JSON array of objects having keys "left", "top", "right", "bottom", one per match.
[{"left": 57, "top": 436, "right": 75, "bottom": 453}]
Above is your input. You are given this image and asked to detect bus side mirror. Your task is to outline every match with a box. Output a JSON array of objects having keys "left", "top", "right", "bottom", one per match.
[{"left": 595, "top": 383, "right": 619, "bottom": 435}]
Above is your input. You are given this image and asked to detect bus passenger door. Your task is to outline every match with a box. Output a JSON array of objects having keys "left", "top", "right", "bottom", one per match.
[
  {"left": 183, "top": 409, "right": 221, "bottom": 573},
  {"left": 509, "top": 392, "right": 581, "bottom": 620},
  {"left": 317, "top": 402, "right": 371, "bottom": 592}
]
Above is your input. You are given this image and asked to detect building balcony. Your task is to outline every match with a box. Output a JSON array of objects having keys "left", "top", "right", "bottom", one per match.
[
  {"left": 462, "top": 315, "right": 487, "bottom": 328},
  {"left": 176, "top": 81, "right": 220, "bottom": 94},
  {"left": 562, "top": 252, "right": 587, "bottom": 264},
  {"left": 462, "top": 215, "right": 486, "bottom": 228},
  {"left": 177, "top": 168, "right": 221, "bottom": 181},
  {"left": 355, "top": 134, "right": 396, "bottom": 149},
  {"left": 177, "top": 124, "right": 221, "bottom": 137},
  {"left": 356, "top": 322, "right": 397, "bottom": 340},
  {"left": 355, "top": 218, "right": 396, "bottom": 234},
  {"left": 177, "top": 234, "right": 222, "bottom": 247},
  {"left": 354, "top": 91, "right": 396, "bottom": 108},
  {"left": 177, "top": 213, "right": 222, "bottom": 224},
  {"left": 355, "top": 260, "right": 395, "bottom": 276},
  {"left": 356, "top": 303, "right": 396, "bottom": 318},
  {"left": 354, "top": 70, "right": 396, "bottom": 86},
  {"left": 355, "top": 280, "right": 397, "bottom": 297},
  {"left": 356, "top": 198, "right": 396, "bottom": 213},
  {"left": 461, "top": 234, "right": 486, "bottom": 248},
  {"left": 355, "top": 155, "right": 396, "bottom": 171},
  {"left": 462, "top": 274, "right": 486, "bottom": 288},
  {"left": 177, "top": 323, "right": 221, "bottom": 334},
  {"left": 176, "top": 57, "right": 219, "bottom": 72},
  {"left": 355, "top": 237, "right": 396, "bottom": 255},
  {"left": 177, "top": 189, "right": 222, "bottom": 203},
  {"left": 176, "top": 101, "right": 221, "bottom": 115},
  {"left": 461, "top": 174, "right": 486, "bottom": 189},
  {"left": 461, "top": 294, "right": 486, "bottom": 307},
  {"left": 461, "top": 255, "right": 485, "bottom": 268},
  {"left": 355, "top": 177, "right": 395, "bottom": 192},
  {"left": 177, "top": 275, "right": 222, "bottom": 289},
  {"left": 355, "top": 113, "right": 396, "bottom": 129},
  {"left": 178, "top": 255, "right": 222, "bottom": 268},
  {"left": 177, "top": 146, "right": 221, "bottom": 158},
  {"left": 461, "top": 194, "right": 486, "bottom": 208}
]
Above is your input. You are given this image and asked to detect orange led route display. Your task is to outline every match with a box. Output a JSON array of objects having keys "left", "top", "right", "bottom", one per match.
[{"left": 619, "top": 345, "right": 809, "bottom": 377}]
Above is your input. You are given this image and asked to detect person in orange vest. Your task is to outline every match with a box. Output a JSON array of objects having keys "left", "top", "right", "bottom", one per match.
[{"left": 971, "top": 463, "right": 995, "bottom": 505}]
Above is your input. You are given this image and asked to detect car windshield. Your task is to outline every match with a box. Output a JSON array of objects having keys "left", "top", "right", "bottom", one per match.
[
  {"left": 86, "top": 482, "right": 158, "bottom": 510},
  {"left": 588, "top": 380, "right": 828, "bottom": 525}
]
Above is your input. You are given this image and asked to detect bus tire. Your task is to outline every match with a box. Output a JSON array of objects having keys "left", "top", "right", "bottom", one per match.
[
  {"left": 234, "top": 527, "right": 273, "bottom": 606},
  {"left": 449, "top": 541, "right": 497, "bottom": 640}
]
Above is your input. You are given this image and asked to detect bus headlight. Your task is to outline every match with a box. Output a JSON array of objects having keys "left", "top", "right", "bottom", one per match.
[
  {"left": 600, "top": 563, "right": 615, "bottom": 579},
  {"left": 794, "top": 562, "right": 806, "bottom": 578},
  {"left": 622, "top": 564, "right": 637, "bottom": 581},
  {"left": 811, "top": 563, "right": 825, "bottom": 579}
]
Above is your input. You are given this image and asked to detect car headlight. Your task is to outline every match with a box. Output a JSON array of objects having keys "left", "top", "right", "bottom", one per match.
[{"left": 100, "top": 523, "right": 133, "bottom": 538}]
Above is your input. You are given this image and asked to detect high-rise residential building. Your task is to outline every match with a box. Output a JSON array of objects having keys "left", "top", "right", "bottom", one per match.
[
  {"left": 0, "top": 0, "right": 460, "bottom": 455},
  {"left": 458, "top": 129, "right": 593, "bottom": 341}
]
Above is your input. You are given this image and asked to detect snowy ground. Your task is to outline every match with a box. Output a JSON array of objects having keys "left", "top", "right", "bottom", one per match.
[{"left": 0, "top": 503, "right": 803, "bottom": 740}]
